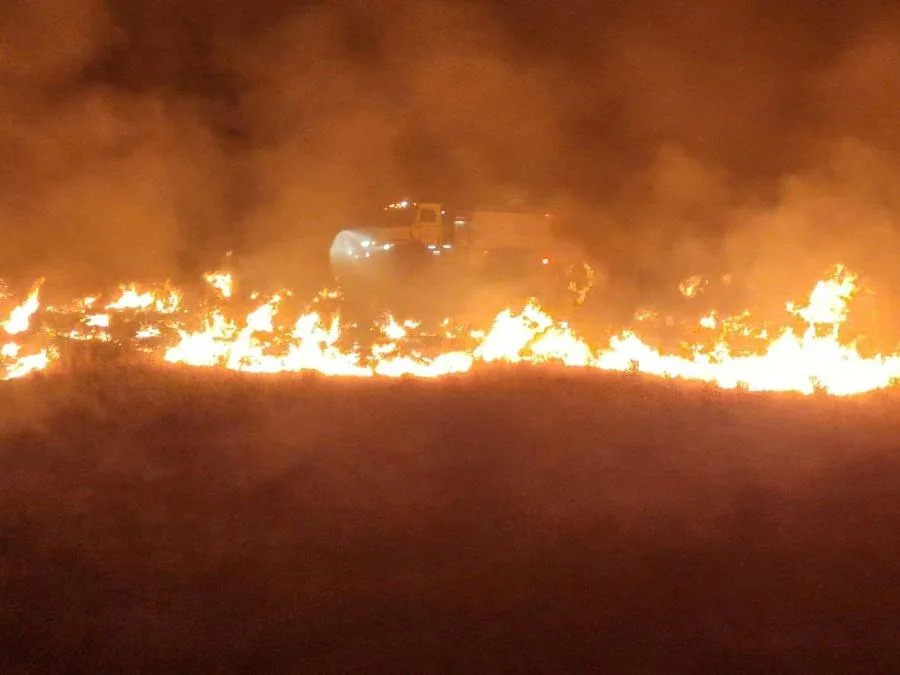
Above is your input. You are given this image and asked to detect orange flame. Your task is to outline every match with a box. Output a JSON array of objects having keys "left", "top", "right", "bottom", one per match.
[{"left": 0, "top": 263, "right": 898, "bottom": 395}]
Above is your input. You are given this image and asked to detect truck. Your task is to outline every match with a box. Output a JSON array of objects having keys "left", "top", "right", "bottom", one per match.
[{"left": 329, "top": 199, "right": 589, "bottom": 306}]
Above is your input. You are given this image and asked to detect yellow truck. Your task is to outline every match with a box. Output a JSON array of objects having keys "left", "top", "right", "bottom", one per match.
[{"left": 329, "top": 199, "right": 586, "bottom": 292}]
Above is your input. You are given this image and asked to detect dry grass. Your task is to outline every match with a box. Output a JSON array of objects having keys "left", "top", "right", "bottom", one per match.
[{"left": 1, "top": 366, "right": 899, "bottom": 671}]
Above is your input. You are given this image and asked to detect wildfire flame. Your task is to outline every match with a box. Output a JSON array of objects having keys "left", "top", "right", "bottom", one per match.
[
  {"left": 1, "top": 263, "right": 899, "bottom": 395},
  {"left": 1, "top": 280, "right": 43, "bottom": 335},
  {"left": 204, "top": 271, "right": 234, "bottom": 299},
  {"left": 679, "top": 274, "right": 706, "bottom": 298}
]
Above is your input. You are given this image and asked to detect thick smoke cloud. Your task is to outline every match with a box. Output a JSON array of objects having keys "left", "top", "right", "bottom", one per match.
[
  {"left": 0, "top": 1, "right": 230, "bottom": 291},
  {"left": 2, "top": 0, "right": 900, "bottom": 299}
]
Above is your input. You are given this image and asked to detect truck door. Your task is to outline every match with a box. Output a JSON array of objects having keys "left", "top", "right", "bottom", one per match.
[{"left": 410, "top": 203, "right": 442, "bottom": 246}]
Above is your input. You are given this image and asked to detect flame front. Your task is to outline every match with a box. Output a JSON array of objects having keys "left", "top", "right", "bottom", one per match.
[
  {"left": 2, "top": 281, "right": 43, "bottom": 335},
  {"left": 2, "top": 263, "right": 900, "bottom": 395},
  {"left": 2, "top": 280, "right": 54, "bottom": 380}
]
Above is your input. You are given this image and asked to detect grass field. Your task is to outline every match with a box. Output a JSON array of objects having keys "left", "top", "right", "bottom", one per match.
[{"left": 1, "top": 367, "right": 898, "bottom": 672}]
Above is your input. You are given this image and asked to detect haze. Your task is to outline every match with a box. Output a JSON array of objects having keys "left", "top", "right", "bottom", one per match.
[{"left": 2, "top": 0, "right": 899, "bottom": 301}]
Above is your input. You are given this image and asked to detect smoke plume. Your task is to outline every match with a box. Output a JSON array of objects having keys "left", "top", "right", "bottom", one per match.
[{"left": 2, "top": 0, "right": 900, "bottom": 304}]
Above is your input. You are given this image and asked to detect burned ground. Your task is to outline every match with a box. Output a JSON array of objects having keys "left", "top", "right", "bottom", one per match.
[{"left": 1, "top": 368, "right": 898, "bottom": 672}]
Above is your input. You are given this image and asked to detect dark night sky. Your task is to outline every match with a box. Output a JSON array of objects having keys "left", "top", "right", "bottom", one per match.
[{"left": 2, "top": 0, "right": 900, "bottom": 290}]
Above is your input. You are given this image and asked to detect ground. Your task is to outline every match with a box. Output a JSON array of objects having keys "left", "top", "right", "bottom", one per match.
[{"left": 1, "top": 366, "right": 898, "bottom": 672}]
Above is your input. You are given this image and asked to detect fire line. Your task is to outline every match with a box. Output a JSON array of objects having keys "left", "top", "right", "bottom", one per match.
[{"left": 2, "top": 265, "right": 898, "bottom": 395}]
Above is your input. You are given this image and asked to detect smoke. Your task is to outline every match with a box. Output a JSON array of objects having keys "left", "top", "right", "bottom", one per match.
[
  {"left": 2, "top": 0, "right": 900, "bottom": 307},
  {"left": 0, "top": 1, "right": 231, "bottom": 293}
]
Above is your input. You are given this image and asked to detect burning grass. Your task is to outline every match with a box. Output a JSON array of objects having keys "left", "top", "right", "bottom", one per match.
[{"left": 3, "top": 263, "right": 900, "bottom": 395}]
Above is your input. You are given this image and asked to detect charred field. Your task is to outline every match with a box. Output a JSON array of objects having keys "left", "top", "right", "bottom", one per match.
[{"left": 1, "top": 366, "right": 899, "bottom": 672}]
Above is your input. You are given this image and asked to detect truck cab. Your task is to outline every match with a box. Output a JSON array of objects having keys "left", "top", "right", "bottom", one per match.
[{"left": 379, "top": 200, "right": 449, "bottom": 248}]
